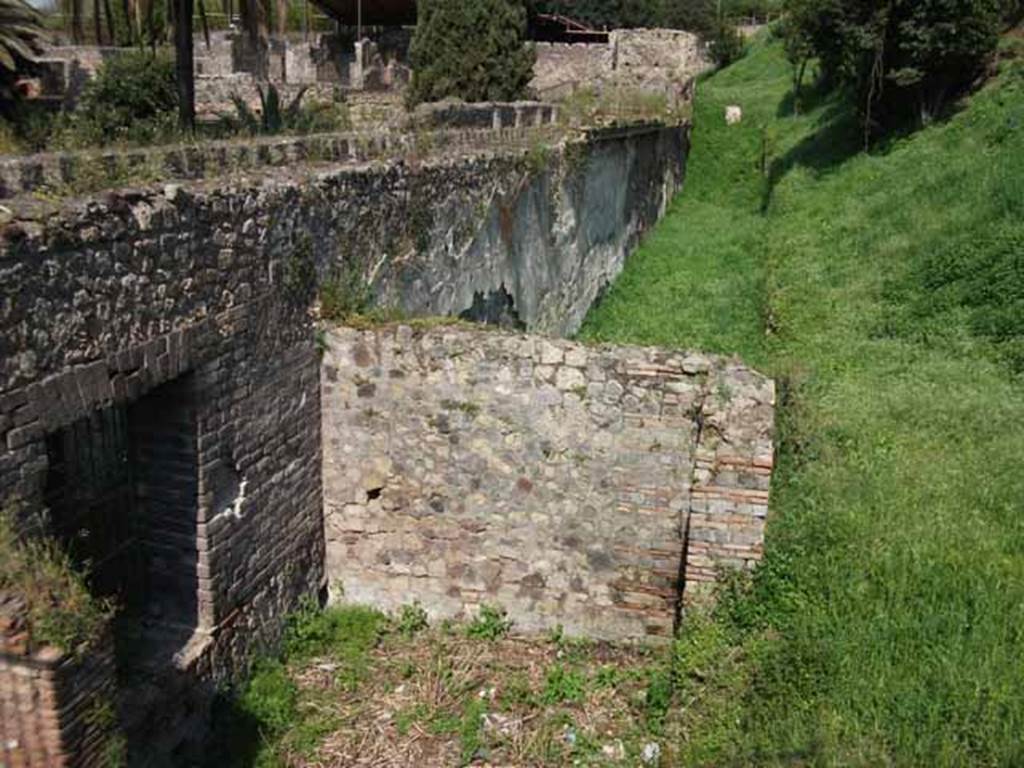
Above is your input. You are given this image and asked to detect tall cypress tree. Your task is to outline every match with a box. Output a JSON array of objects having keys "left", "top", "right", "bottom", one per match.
[{"left": 408, "top": 0, "right": 536, "bottom": 106}]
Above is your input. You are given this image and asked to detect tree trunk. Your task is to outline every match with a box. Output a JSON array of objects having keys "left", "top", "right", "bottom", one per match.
[
  {"left": 793, "top": 58, "right": 808, "bottom": 115},
  {"left": 174, "top": 0, "right": 195, "bottom": 131},
  {"left": 103, "top": 0, "right": 116, "bottom": 44},
  {"left": 121, "top": 0, "right": 134, "bottom": 44},
  {"left": 276, "top": 0, "right": 287, "bottom": 37},
  {"left": 71, "top": 0, "right": 85, "bottom": 44}
]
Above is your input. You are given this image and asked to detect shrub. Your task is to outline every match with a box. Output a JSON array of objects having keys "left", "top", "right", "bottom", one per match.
[
  {"left": 237, "top": 659, "right": 298, "bottom": 737},
  {"left": 407, "top": 0, "right": 536, "bottom": 107},
  {"left": 282, "top": 600, "right": 385, "bottom": 662},
  {"left": 395, "top": 602, "right": 429, "bottom": 637},
  {"left": 541, "top": 664, "right": 587, "bottom": 704},
  {"left": 708, "top": 21, "right": 746, "bottom": 67},
  {"left": 54, "top": 50, "right": 178, "bottom": 148}
]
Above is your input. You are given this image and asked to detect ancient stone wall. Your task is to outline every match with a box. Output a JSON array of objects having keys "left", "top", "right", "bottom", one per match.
[
  {"left": 3, "top": 121, "right": 687, "bottom": 338},
  {"left": 0, "top": 124, "right": 561, "bottom": 200},
  {"left": 0, "top": 114, "right": 696, "bottom": 756},
  {"left": 532, "top": 42, "right": 613, "bottom": 99},
  {"left": 321, "top": 325, "right": 774, "bottom": 642},
  {"left": 0, "top": 176, "right": 324, "bottom": 755},
  {"left": 532, "top": 28, "right": 711, "bottom": 100},
  {"left": 364, "top": 123, "right": 689, "bottom": 336},
  {"left": 409, "top": 101, "right": 559, "bottom": 131}
]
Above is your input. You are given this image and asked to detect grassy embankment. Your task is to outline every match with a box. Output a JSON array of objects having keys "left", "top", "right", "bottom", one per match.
[{"left": 582, "top": 32, "right": 1024, "bottom": 767}]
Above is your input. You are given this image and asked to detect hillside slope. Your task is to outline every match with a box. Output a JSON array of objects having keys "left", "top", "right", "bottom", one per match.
[{"left": 581, "top": 36, "right": 1024, "bottom": 766}]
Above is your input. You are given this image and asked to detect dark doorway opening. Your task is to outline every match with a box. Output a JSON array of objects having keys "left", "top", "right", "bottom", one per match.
[{"left": 44, "top": 373, "right": 201, "bottom": 670}]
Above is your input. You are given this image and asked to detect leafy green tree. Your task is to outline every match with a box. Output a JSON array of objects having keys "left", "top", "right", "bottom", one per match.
[
  {"left": 408, "top": 0, "right": 536, "bottom": 106},
  {"left": 777, "top": 0, "right": 818, "bottom": 113},
  {"left": 783, "top": 0, "right": 1014, "bottom": 138}
]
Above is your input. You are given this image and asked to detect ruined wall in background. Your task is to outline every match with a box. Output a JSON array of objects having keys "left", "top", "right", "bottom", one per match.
[
  {"left": 532, "top": 28, "right": 712, "bottom": 100},
  {"left": 321, "top": 325, "right": 775, "bottom": 642}
]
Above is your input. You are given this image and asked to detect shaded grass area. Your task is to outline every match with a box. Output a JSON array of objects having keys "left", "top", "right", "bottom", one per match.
[
  {"left": 208, "top": 603, "right": 684, "bottom": 767},
  {"left": 582, "top": 34, "right": 1024, "bottom": 766}
]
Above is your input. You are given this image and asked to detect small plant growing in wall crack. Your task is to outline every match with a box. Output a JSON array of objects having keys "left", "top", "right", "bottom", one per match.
[
  {"left": 284, "top": 236, "right": 317, "bottom": 305},
  {"left": 319, "top": 261, "right": 372, "bottom": 322},
  {"left": 408, "top": 179, "right": 435, "bottom": 255},
  {"left": 441, "top": 399, "right": 481, "bottom": 417},
  {"left": 523, "top": 141, "right": 552, "bottom": 176},
  {"left": 314, "top": 328, "right": 330, "bottom": 359}
]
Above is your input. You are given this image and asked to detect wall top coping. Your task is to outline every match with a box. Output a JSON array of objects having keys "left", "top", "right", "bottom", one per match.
[
  {"left": 0, "top": 119, "right": 688, "bottom": 233},
  {"left": 325, "top": 321, "right": 774, "bottom": 395}
]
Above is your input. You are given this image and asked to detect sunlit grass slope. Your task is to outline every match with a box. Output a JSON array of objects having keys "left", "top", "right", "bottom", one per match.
[{"left": 581, "top": 35, "right": 1024, "bottom": 766}]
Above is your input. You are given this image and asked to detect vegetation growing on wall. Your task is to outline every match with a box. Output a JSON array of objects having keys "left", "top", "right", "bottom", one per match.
[
  {"left": 0, "top": 506, "right": 112, "bottom": 656},
  {"left": 407, "top": 0, "right": 536, "bottom": 106}
]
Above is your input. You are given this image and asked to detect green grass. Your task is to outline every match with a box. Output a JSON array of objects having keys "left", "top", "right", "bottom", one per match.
[{"left": 581, "top": 34, "right": 1024, "bottom": 766}]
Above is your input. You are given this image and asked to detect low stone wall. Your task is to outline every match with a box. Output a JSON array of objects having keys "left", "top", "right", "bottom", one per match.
[
  {"left": 321, "top": 325, "right": 774, "bottom": 641},
  {"left": 0, "top": 124, "right": 561, "bottom": 200},
  {"left": 0, "top": 643, "right": 117, "bottom": 767},
  {"left": 409, "top": 100, "right": 559, "bottom": 131}
]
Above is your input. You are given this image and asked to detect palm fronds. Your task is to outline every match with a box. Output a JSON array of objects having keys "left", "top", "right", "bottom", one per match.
[{"left": 0, "top": 0, "right": 46, "bottom": 73}]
